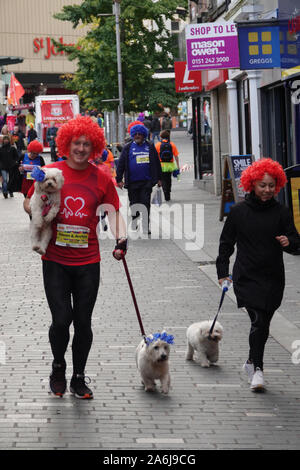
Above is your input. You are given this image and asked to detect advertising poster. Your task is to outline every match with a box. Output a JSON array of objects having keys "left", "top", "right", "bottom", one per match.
[
  {"left": 290, "top": 177, "right": 300, "bottom": 233},
  {"left": 40, "top": 99, "right": 74, "bottom": 125},
  {"left": 185, "top": 22, "right": 240, "bottom": 71}
]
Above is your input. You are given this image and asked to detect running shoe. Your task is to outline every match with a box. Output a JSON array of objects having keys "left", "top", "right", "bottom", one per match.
[
  {"left": 70, "top": 374, "right": 93, "bottom": 399},
  {"left": 242, "top": 360, "right": 255, "bottom": 383},
  {"left": 49, "top": 361, "right": 67, "bottom": 397},
  {"left": 250, "top": 367, "right": 265, "bottom": 392}
]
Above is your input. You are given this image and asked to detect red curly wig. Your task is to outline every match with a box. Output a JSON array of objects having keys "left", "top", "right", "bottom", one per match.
[
  {"left": 27, "top": 140, "right": 43, "bottom": 154},
  {"left": 240, "top": 158, "right": 287, "bottom": 194},
  {"left": 56, "top": 115, "right": 106, "bottom": 159},
  {"left": 127, "top": 120, "right": 144, "bottom": 134}
]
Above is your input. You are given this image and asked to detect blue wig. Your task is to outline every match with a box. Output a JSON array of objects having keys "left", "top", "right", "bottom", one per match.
[{"left": 130, "top": 124, "right": 148, "bottom": 139}]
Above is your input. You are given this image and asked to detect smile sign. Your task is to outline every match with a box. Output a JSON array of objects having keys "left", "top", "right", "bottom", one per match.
[{"left": 186, "top": 22, "right": 240, "bottom": 71}]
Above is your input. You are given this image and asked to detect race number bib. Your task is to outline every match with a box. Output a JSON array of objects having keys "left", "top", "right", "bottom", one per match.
[
  {"left": 135, "top": 153, "right": 150, "bottom": 164},
  {"left": 56, "top": 224, "right": 90, "bottom": 248}
]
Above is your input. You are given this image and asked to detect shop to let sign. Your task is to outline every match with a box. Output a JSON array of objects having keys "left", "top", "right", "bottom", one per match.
[{"left": 185, "top": 22, "right": 240, "bottom": 71}]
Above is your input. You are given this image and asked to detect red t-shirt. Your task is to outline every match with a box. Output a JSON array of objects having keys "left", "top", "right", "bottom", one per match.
[{"left": 27, "top": 161, "right": 120, "bottom": 266}]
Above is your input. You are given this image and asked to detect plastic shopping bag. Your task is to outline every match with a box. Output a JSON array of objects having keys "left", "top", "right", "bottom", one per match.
[{"left": 151, "top": 186, "right": 162, "bottom": 207}]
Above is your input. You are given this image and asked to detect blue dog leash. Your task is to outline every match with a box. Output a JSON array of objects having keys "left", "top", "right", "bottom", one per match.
[{"left": 209, "top": 278, "right": 232, "bottom": 338}]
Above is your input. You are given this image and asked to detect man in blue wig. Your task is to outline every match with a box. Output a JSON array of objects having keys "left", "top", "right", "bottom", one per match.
[{"left": 116, "top": 124, "right": 162, "bottom": 235}]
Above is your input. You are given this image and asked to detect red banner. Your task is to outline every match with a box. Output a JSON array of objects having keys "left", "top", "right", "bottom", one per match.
[{"left": 40, "top": 100, "right": 74, "bottom": 124}]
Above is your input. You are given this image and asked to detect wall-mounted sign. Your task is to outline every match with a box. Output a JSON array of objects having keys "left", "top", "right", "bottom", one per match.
[
  {"left": 237, "top": 24, "right": 281, "bottom": 69},
  {"left": 185, "top": 22, "right": 240, "bottom": 71},
  {"left": 174, "top": 61, "right": 202, "bottom": 93},
  {"left": 33, "top": 37, "right": 78, "bottom": 60}
]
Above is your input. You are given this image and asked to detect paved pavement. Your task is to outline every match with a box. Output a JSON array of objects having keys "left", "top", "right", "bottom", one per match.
[{"left": 0, "top": 131, "right": 300, "bottom": 452}]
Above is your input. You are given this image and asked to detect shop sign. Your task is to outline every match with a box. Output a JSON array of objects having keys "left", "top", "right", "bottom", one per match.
[
  {"left": 33, "top": 36, "right": 78, "bottom": 60},
  {"left": 174, "top": 61, "right": 202, "bottom": 93},
  {"left": 40, "top": 100, "right": 74, "bottom": 124},
  {"left": 185, "top": 22, "right": 240, "bottom": 71},
  {"left": 238, "top": 24, "right": 281, "bottom": 70}
]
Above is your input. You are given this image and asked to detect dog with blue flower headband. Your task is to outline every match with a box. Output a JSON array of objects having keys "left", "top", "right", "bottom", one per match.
[{"left": 135, "top": 331, "right": 174, "bottom": 394}]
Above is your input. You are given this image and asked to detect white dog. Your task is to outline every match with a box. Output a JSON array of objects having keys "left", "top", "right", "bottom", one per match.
[
  {"left": 186, "top": 320, "right": 223, "bottom": 368},
  {"left": 30, "top": 167, "right": 64, "bottom": 255},
  {"left": 135, "top": 332, "right": 173, "bottom": 394}
]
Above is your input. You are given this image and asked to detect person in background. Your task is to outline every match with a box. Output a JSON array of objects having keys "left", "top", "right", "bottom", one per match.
[
  {"left": 97, "top": 113, "right": 104, "bottom": 128},
  {"left": 19, "top": 140, "right": 45, "bottom": 198},
  {"left": 11, "top": 125, "right": 25, "bottom": 160},
  {"left": 162, "top": 113, "right": 173, "bottom": 137},
  {"left": 27, "top": 123, "right": 38, "bottom": 144},
  {"left": 216, "top": 158, "right": 300, "bottom": 392},
  {"left": 150, "top": 116, "right": 161, "bottom": 144},
  {"left": 155, "top": 130, "right": 179, "bottom": 202},
  {"left": 46, "top": 121, "right": 58, "bottom": 162},
  {"left": 25, "top": 108, "right": 35, "bottom": 128},
  {"left": 0, "top": 135, "right": 19, "bottom": 198},
  {"left": 0, "top": 125, "right": 12, "bottom": 145},
  {"left": 116, "top": 123, "right": 162, "bottom": 234}
]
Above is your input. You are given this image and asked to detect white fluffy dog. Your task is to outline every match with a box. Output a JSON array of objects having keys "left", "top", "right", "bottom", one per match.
[
  {"left": 186, "top": 320, "right": 223, "bottom": 367},
  {"left": 30, "top": 167, "right": 64, "bottom": 255},
  {"left": 136, "top": 332, "right": 173, "bottom": 394}
]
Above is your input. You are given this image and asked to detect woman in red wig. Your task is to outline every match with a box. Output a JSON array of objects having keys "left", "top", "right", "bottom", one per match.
[
  {"left": 19, "top": 140, "right": 45, "bottom": 197},
  {"left": 216, "top": 158, "right": 300, "bottom": 392},
  {"left": 23, "top": 115, "right": 127, "bottom": 400}
]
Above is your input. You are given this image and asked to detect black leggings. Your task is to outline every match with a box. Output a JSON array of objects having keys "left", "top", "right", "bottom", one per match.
[
  {"left": 42, "top": 260, "right": 100, "bottom": 374},
  {"left": 246, "top": 308, "right": 275, "bottom": 371}
]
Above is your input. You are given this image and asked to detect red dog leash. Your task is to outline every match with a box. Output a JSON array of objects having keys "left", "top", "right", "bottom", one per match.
[{"left": 121, "top": 256, "right": 147, "bottom": 343}]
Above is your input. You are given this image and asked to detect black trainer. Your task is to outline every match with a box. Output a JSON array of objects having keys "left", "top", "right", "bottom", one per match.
[
  {"left": 49, "top": 361, "right": 67, "bottom": 397},
  {"left": 70, "top": 374, "right": 93, "bottom": 399}
]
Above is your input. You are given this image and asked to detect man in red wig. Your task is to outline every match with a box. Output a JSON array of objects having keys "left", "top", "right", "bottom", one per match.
[
  {"left": 216, "top": 158, "right": 300, "bottom": 392},
  {"left": 23, "top": 115, "right": 127, "bottom": 399}
]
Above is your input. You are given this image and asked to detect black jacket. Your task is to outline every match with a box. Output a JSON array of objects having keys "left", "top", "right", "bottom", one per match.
[
  {"left": 216, "top": 192, "right": 300, "bottom": 312},
  {"left": 116, "top": 140, "right": 162, "bottom": 189},
  {"left": 151, "top": 118, "right": 161, "bottom": 133},
  {"left": 0, "top": 143, "right": 19, "bottom": 170}
]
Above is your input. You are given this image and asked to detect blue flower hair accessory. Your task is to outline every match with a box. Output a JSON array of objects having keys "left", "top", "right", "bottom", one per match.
[
  {"left": 31, "top": 166, "right": 45, "bottom": 182},
  {"left": 130, "top": 124, "right": 148, "bottom": 139},
  {"left": 145, "top": 332, "right": 174, "bottom": 346}
]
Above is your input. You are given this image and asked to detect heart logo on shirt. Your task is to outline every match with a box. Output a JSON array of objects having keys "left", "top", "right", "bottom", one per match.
[{"left": 61, "top": 196, "right": 88, "bottom": 219}]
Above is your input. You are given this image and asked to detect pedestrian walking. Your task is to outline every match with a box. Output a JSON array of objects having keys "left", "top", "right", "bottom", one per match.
[
  {"left": 155, "top": 130, "right": 179, "bottom": 201},
  {"left": 19, "top": 140, "right": 45, "bottom": 197},
  {"left": 216, "top": 158, "right": 300, "bottom": 392},
  {"left": 26, "top": 123, "right": 38, "bottom": 144},
  {"left": 150, "top": 116, "right": 161, "bottom": 143},
  {"left": 46, "top": 121, "right": 58, "bottom": 162},
  {"left": 0, "top": 135, "right": 19, "bottom": 198},
  {"left": 116, "top": 123, "right": 162, "bottom": 234},
  {"left": 23, "top": 115, "right": 127, "bottom": 399},
  {"left": 162, "top": 113, "right": 173, "bottom": 137},
  {"left": 25, "top": 108, "right": 35, "bottom": 128},
  {"left": 11, "top": 125, "right": 25, "bottom": 160}
]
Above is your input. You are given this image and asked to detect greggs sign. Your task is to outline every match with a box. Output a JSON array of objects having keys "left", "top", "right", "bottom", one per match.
[{"left": 33, "top": 36, "right": 79, "bottom": 60}]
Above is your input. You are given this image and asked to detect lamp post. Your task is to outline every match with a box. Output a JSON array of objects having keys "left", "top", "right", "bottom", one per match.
[{"left": 113, "top": 0, "right": 125, "bottom": 143}]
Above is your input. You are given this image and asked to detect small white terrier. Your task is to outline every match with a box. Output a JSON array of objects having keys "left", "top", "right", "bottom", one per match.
[
  {"left": 186, "top": 320, "right": 223, "bottom": 367},
  {"left": 30, "top": 167, "right": 64, "bottom": 255},
  {"left": 135, "top": 332, "right": 174, "bottom": 394}
]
